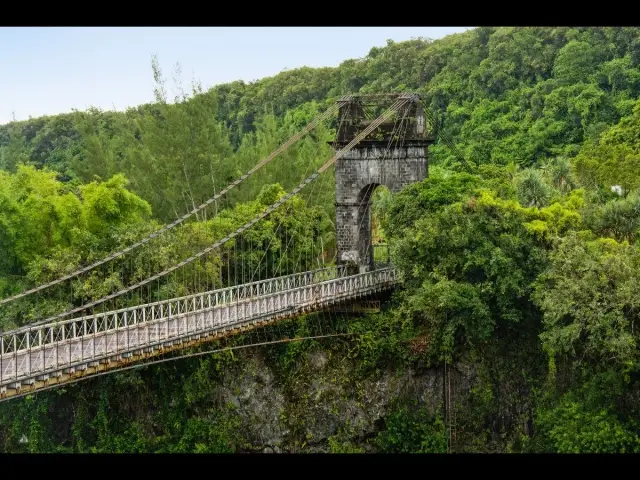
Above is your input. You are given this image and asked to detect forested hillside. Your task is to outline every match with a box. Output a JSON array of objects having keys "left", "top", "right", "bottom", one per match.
[{"left": 2, "top": 26, "right": 640, "bottom": 453}]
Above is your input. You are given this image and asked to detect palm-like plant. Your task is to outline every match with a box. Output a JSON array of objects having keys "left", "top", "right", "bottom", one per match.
[
  {"left": 596, "top": 192, "right": 640, "bottom": 243},
  {"left": 516, "top": 168, "right": 551, "bottom": 208},
  {"left": 549, "top": 156, "right": 577, "bottom": 193}
]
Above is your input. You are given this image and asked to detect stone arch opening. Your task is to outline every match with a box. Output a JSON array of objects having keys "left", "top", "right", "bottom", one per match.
[
  {"left": 353, "top": 183, "right": 394, "bottom": 272},
  {"left": 371, "top": 185, "right": 392, "bottom": 265},
  {"left": 355, "top": 182, "right": 380, "bottom": 273}
]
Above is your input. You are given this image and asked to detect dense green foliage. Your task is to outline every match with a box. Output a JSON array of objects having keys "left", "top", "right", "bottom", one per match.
[
  {"left": 371, "top": 167, "right": 640, "bottom": 452},
  {"left": 2, "top": 26, "right": 640, "bottom": 453},
  {"left": 374, "top": 401, "right": 447, "bottom": 453}
]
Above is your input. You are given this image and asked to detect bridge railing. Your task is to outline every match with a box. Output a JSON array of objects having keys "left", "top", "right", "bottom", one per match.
[
  {"left": 0, "top": 265, "right": 348, "bottom": 357},
  {"left": 0, "top": 267, "right": 399, "bottom": 390}
]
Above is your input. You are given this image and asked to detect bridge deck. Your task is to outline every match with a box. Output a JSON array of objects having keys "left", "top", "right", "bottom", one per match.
[{"left": 0, "top": 266, "right": 398, "bottom": 398}]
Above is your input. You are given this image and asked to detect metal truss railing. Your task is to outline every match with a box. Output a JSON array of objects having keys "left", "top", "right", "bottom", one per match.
[{"left": 1, "top": 266, "right": 398, "bottom": 391}]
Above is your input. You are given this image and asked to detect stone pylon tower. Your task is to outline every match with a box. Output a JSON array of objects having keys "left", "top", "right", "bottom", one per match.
[{"left": 333, "top": 94, "right": 434, "bottom": 273}]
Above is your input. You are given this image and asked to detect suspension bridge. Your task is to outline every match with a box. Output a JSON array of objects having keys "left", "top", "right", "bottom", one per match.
[{"left": 0, "top": 93, "right": 440, "bottom": 401}]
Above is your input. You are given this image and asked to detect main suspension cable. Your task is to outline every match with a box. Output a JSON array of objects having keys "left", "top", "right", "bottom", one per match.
[
  {"left": 0, "top": 100, "right": 345, "bottom": 306},
  {"left": 6, "top": 96, "right": 409, "bottom": 331}
]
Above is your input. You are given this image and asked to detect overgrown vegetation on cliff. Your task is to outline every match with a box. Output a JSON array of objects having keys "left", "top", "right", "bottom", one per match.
[{"left": 2, "top": 26, "right": 640, "bottom": 453}]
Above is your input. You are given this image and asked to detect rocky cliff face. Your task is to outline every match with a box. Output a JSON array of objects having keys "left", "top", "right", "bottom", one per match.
[
  {"left": 0, "top": 324, "right": 534, "bottom": 453},
  {"left": 216, "top": 346, "right": 472, "bottom": 452}
]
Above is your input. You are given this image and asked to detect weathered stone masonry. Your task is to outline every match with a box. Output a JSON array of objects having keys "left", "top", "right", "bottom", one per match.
[{"left": 333, "top": 95, "right": 434, "bottom": 272}]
